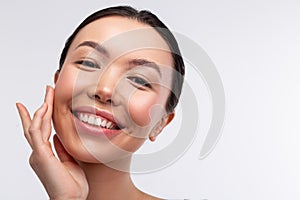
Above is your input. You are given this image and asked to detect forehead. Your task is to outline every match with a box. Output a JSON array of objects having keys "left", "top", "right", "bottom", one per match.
[{"left": 68, "top": 16, "right": 173, "bottom": 67}]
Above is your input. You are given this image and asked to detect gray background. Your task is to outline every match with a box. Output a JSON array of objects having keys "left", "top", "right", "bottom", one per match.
[{"left": 1, "top": 0, "right": 299, "bottom": 199}]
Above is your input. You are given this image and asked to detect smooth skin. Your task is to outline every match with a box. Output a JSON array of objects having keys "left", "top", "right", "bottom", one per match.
[
  {"left": 16, "top": 17, "right": 175, "bottom": 200},
  {"left": 16, "top": 86, "right": 89, "bottom": 200},
  {"left": 16, "top": 77, "right": 164, "bottom": 200}
]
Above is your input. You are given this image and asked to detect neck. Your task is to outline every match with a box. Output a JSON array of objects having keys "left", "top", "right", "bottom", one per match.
[{"left": 79, "top": 157, "right": 144, "bottom": 200}]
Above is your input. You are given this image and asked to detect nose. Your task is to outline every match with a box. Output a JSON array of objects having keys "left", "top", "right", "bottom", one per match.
[{"left": 88, "top": 67, "right": 119, "bottom": 105}]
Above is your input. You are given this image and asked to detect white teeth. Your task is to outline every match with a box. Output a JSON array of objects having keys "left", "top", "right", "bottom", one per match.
[
  {"left": 87, "top": 116, "right": 95, "bottom": 125},
  {"left": 106, "top": 121, "right": 112, "bottom": 129},
  {"left": 101, "top": 119, "right": 107, "bottom": 127},
  {"left": 83, "top": 114, "right": 88, "bottom": 122},
  {"left": 95, "top": 118, "right": 101, "bottom": 126},
  {"left": 77, "top": 112, "right": 114, "bottom": 129}
]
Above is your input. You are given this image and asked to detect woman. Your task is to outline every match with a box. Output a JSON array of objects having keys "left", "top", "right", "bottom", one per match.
[{"left": 16, "top": 6, "right": 185, "bottom": 199}]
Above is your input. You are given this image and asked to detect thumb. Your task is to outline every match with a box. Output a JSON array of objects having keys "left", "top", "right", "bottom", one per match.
[{"left": 53, "top": 134, "right": 76, "bottom": 163}]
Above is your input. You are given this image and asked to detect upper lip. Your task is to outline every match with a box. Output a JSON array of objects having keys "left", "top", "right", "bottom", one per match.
[{"left": 72, "top": 106, "right": 121, "bottom": 128}]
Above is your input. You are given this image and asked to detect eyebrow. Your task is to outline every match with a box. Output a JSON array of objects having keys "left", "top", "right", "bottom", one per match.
[
  {"left": 75, "top": 41, "right": 110, "bottom": 58},
  {"left": 128, "top": 58, "right": 162, "bottom": 77}
]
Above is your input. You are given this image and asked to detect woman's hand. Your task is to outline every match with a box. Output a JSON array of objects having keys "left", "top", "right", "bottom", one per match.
[{"left": 16, "top": 86, "right": 89, "bottom": 200}]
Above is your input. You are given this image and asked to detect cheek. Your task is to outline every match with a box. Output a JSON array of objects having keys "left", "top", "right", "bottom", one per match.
[
  {"left": 53, "top": 68, "right": 98, "bottom": 162},
  {"left": 54, "top": 68, "right": 77, "bottom": 104},
  {"left": 127, "top": 89, "right": 170, "bottom": 127},
  {"left": 53, "top": 68, "right": 77, "bottom": 141},
  {"left": 128, "top": 92, "right": 156, "bottom": 126}
]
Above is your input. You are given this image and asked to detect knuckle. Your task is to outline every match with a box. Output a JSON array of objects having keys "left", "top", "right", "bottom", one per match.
[
  {"left": 28, "top": 127, "right": 36, "bottom": 134},
  {"left": 29, "top": 154, "right": 36, "bottom": 167},
  {"left": 29, "top": 152, "right": 42, "bottom": 169},
  {"left": 28, "top": 125, "right": 39, "bottom": 134}
]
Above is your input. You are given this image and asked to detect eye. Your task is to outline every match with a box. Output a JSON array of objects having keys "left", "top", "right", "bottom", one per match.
[
  {"left": 75, "top": 60, "right": 100, "bottom": 69},
  {"left": 128, "top": 76, "right": 152, "bottom": 89}
]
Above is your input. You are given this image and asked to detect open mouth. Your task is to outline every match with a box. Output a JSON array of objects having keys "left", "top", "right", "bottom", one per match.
[{"left": 73, "top": 111, "right": 120, "bottom": 130}]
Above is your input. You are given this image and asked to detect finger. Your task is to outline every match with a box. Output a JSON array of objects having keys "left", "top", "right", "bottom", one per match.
[
  {"left": 42, "top": 86, "right": 54, "bottom": 141},
  {"left": 53, "top": 134, "right": 76, "bottom": 163},
  {"left": 44, "top": 85, "right": 54, "bottom": 119},
  {"left": 29, "top": 102, "right": 48, "bottom": 148},
  {"left": 16, "top": 103, "right": 33, "bottom": 148}
]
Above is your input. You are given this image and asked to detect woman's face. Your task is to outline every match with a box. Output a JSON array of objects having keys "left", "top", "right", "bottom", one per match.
[{"left": 53, "top": 16, "right": 174, "bottom": 165}]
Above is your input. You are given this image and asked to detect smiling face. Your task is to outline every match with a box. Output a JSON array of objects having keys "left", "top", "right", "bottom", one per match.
[{"left": 53, "top": 16, "right": 175, "bottom": 166}]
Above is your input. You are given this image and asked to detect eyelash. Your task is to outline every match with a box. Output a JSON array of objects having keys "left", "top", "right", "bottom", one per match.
[
  {"left": 75, "top": 60, "right": 152, "bottom": 89},
  {"left": 75, "top": 60, "right": 100, "bottom": 69},
  {"left": 127, "top": 76, "right": 152, "bottom": 89}
]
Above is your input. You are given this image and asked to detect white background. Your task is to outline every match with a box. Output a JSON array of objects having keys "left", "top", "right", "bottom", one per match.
[{"left": 1, "top": 0, "right": 300, "bottom": 199}]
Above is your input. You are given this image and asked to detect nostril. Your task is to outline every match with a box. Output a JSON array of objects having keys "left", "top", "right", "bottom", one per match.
[
  {"left": 93, "top": 94, "right": 100, "bottom": 100},
  {"left": 93, "top": 94, "right": 112, "bottom": 104}
]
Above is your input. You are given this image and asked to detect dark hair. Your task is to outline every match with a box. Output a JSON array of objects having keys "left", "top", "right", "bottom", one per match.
[{"left": 58, "top": 5, "right": 185, "bottom": 113}]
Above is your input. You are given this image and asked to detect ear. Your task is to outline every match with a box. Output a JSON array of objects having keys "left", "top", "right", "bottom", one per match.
[
  {"left": 149, "top": 112, "right": 175, "bottom": 142},
  {"left": 54, "top": 70, "right": 59, "bottom": 84}
]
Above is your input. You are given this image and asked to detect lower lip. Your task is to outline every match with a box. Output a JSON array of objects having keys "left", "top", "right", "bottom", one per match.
[{"left": 72, "top": 113, "right": 121, "bottom": 139}]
